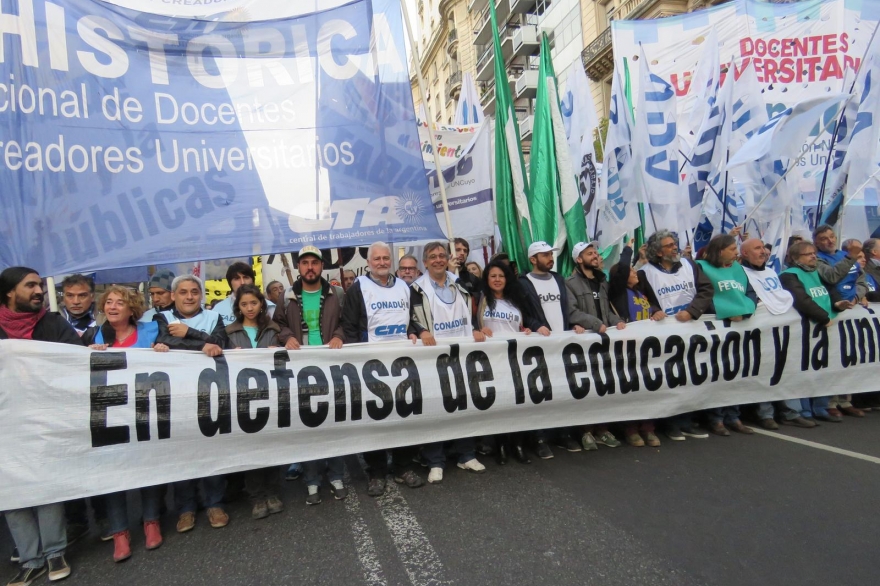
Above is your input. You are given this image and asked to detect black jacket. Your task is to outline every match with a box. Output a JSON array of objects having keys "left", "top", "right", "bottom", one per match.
[
  {"left": 637, "top": 258, "right": 714, "bottom": 319},
  {"left": 0, "top": 311, "right": 83, "bottom": 345},
  {"left": 517, "top": 272, "right": 571, "bottom": 332},
  {"left": 780, "top": 269, "right": 843, "bottom": 326},
  {"left": 154, "top": 308, "right": 227, "bottom": 351},
  {"left": 226, "top": 320, "right": 281, "bottom": 349},
  {"left": 608, "top": 245, "right": 636, "bottom": 321}
]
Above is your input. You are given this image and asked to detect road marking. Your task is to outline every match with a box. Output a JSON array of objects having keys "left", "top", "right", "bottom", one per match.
[
  {"left": 342, "top": 465, "right": 389, "bottom": 586},
  {"left": 357, "top": 456, "right": 453, "bottom": 586},
  {"left": 752, "top": 428, "right": 880, "bottom": 464}
]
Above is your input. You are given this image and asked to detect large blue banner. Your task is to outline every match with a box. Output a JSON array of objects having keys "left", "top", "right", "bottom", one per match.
[{"left": 0, "top": 0, "right": 443, "bottom": 276}]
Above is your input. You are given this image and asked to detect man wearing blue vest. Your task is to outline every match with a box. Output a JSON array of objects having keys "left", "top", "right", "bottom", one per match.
[
  {"left": 862, "top": 238, "right": 880, "bottom": 300},
  {"left": 813, "top": 226, "right": 866, "bottom": 418},
  {"left": 153, "top": 275, "right": 229, "bottom": 532},
  {"left": 781, "top": 240, "right": 854, "bottom": 423}
]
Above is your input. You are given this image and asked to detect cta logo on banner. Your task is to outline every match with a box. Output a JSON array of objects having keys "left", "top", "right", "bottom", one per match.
[{"left": 0, "top": 0, "right": 443, "bottom": 277}]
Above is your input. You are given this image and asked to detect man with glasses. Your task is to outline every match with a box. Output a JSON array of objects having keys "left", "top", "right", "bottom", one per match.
[
  {"left": 396, "top": 254, "right": 420, "bottom": 285},
  {"left": 140, "top": 270, "right": 176, "bottom": 323}
]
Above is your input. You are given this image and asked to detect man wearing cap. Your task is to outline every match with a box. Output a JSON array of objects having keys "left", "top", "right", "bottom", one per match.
[
  {"left": 140, "top": 270, "right": 176, "bottom": 323},
  {"left": 517, "top": 241, "right": 574, "bottom": 459}
]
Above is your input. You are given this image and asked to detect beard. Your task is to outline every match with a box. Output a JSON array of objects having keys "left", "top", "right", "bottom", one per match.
[
  {"left": 662, "top": 252, "right": 681, "bottom": 264},
  {"left": 15, "top": 293, "right": 43, "bottom": 313},
  {"left": 301, "top": 271, "right": 321, "bottom": 285}
]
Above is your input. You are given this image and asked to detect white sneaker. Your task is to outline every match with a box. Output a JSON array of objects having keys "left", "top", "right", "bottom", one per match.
[
  {"left": 427, "top": 467, "right": 443, "bottom": 484},
  {"left": 457, "top": 458, "right": 486, "bottom": 473}
]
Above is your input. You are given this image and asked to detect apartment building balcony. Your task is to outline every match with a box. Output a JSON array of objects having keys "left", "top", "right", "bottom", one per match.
[
  {"left": 512, "top": 24, "right": 539, "bottom": 58},
  {"left": 447, "top": 70, "right": 463, "bottom": 102},
  {"left": 581, "top": 26, "right": 613, "bottom": 82},
  {"left": 474, "top": 0, "right": 511, "bottom": 46},
  {"left": 515, "top": 68, "right": 539, "bottom": 99},
  {"left": 475, "top": 25, "right": 522, "bottom": 81},
  {"left": 612, "top": 0, "right": 688, "bottom": 21},
  {"left": 509, "top": 0, "right": 537, "bottom": 13},
  {"left": 446, "top": 28, "right": 458, "bottom": 59},
  {"left": 519, "top": 114, "right": 533, "bottom": 140}
]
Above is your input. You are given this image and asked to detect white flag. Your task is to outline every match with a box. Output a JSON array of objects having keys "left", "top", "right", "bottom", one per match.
[
  {"left": 561, "top": 62, "right": 601, "bottom": 238},
  {"left": 681, "top": 28, "right": 720, "bottom": 152},
  {"left": 454, "top": 72, "right": 484, "bottom": 126}
]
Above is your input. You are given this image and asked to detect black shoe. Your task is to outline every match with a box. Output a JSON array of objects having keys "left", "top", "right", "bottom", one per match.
[
  {"left": 7, "top": 565, "right": 46, "bottom": 586},
  {"left": 513, "top": 445, "right": 531, "bottom": 464},
  {"left": 476, "top": 439, "right": 493, "bottom": 456},
  {"left": 535, "top": 439, "right": 554, "bottom": 460},
  {"left": 496, "top": 444, "right": 509, "bottom": 465},
  {"left": 305, "top": 490, "right": 322, "bottom": 506},
  {"left": 554, "top": 436, "right": 582, "bottom": 453},
  {"left": 11, "top": 547, "right": 20, "bottom": 563},
  {"left": 393, "top": 470, "right": 425, "bottom": 489},
  {"left": 330, "top": 482, "right": 348, "bottom": 500},
  {"left": 47, "top": 556, "right": 71, "bottom": 581},
  {"left": 367, "top": 477, "right": 386, "bottom": 497},
  {"left": 284, "top": 465, "right": 302, "bottom": 481},
  {"left": 65, "top": 522, "right": 89, "bottom": 546}
]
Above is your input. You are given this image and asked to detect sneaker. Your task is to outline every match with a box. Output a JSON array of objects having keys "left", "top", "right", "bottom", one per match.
[
  {"left": 535, "top": 439, "right": 554, "bottom": 460},
  {"left": 285, "top": 463, "right": 302, "bottom": 481},
  {"left": 596, "top": 431, "right": 621, "bottom": 448},
  {"left": 728, "top": 420, "right": 754, "bottom": 435},
  {"left": 330, "top": 481, "right": 348, "bottom": 500},
  {"left": 251, "top": 501, "right": 269, "bottom": 519},
  {"left": 367, "top": 477, "right": 386, "bottom": 497},
  {"left": 306, "top": 485, "right": 322, "bottom": 506},
  {"left": 207, "top": 507, "right": 229, "bottom": 528},
  {"left": 176, "top": 512, "right": 195, "bottom": 533},
  {"left": 428, "top": 467, "right": 443, "bottom": 484},
  {"left": 580, "top": 432, "right": 599, "bottom": 451},
  {"left": 625, "top": 433, "right": 645, "bottom": 447},
  {"left": 643, "top": 432, "right": 661, "bottom": 447},
  {"left": 457, "top": 458, "right": 486, "bottom": 473},
  {"left": 47, "top": 556, "right": 71, "bottom": 581},
  {"left": 11, "top": 547, "right": 20, "bottom": 563},
  {"left": 554, "top": 436, "right": 582, "bottom": 453},
  {"left": 267, "top": 496, "right": 284, "bottom": 514},
  {"left": 841, "top": 406, "right": 865, "bottom": 417},
  {"left": 97, "top": 518, "right": 113, "bottom": 542},
  {"left": 393, "top": 470, "right": 425, "bottom": 489},
  {"left": 665, "top": 426, "right": 685, "bottom": 441},
  {"left": 681, "top": 426, "right": 709, "bottom": 439},
  {"left": 782, "top": 416, "right": 817, "bottom": 428},
  {"left": 709, "top": 422, "right": 730, "bottom": 437},
  {"left": 475, "top": 439, "right": 493, "bottom": 456},
  {"left": 7, "top": 566, "right": 46, "bottom": 586},
  {"left": 144, "top": 520, "right": 163, "bottom": 550},
  {"left": 65, "top": 522, "right": 89, "bottom": 546},
  {"left": 759, "top": 418, "right": 779, "bottom": 430},
  {"left": 112, "top": 531, "right": 131, "bottom": 563}
]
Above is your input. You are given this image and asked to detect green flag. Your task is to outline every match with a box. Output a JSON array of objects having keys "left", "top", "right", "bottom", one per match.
[
  {"left": 528, "top": 33, "right": 587, "bottom": 277},
  {"left": 490, "top": 2, "right": 532, "bottom": 270}
]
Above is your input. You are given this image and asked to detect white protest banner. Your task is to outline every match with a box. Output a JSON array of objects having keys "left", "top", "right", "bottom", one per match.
[
  {"left": 3, "top": 306, "right": 880, "bottom": 510},
  {"left": 611, "top": 0, "right": 880, "bottom": 202}
]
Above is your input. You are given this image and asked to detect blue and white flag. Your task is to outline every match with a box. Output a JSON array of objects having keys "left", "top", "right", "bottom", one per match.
[
  {"left": 681, "top": 28, "right": 720, "bottom": 152},
  {"left": 454, "top": 72, "right": 483, "bottom": 126},
  {"left": 597, "top": 67, "right": 640, "bottom": 248},
  {"left": 0, "top": 0, "right": 443, "bottom": 277},
  {"left": 763, "top": 212, "right": 791, "bottom": 274}
]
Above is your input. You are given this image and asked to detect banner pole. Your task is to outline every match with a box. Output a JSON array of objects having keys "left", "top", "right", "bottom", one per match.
[
  {"left": 741, "top": 102, "right": 852, "bottom": 228},
  {"left": 279, "top": 253, "right": 295, "bottom": 287},
  {"left": 45, "top": 276, "right": 58, "bottom": 312},
  {"left": 399, "top": 0, "right": 455, "bottom": 242}
]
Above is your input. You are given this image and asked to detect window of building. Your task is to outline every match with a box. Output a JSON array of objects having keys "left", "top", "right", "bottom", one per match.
[{"left": 535, "top": 0, "right": 552, "bottom": 16}]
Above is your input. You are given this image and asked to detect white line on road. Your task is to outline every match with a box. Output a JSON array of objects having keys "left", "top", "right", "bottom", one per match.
[
  {"left": 342, "top": 466, "right": 389, "bottom": 586},
  {"left": 752, "top": 428, "right": 880, "bottom": 464}
]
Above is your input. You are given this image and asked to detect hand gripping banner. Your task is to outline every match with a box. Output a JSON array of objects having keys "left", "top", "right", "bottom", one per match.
[
  {"left": 0, "top": 0, "right": 443, "bottom": 276},
  {"left": 2, "top": 306, "right": 880, "bottom": 510}
]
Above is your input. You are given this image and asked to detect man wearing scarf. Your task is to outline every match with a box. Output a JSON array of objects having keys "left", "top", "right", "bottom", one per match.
[{"left": 0, "top": 267, "right": 82, "bottom": 584}]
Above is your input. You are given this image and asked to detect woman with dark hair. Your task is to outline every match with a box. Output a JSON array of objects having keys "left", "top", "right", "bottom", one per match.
[
  {"left": 83, "top": 286, "right": 169, "bottom": 563},
  {"left": 477, "top": 260, "right": 543, "bottom": 464},
  {"left": 224, "top": 285, "right": 285, "bottom": 519},
  {"left": 697, "top": 234, "right": 757, "bottom": 436}
]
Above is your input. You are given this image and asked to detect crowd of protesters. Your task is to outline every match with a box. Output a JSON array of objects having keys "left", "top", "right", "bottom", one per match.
[{"left": 0, "top": 228, "right": 877, "bottom": 585}]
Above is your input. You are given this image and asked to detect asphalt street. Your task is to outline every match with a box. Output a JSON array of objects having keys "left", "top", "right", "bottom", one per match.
[{"left": 4, "top": 412, "right": 880, "bottom": 586}]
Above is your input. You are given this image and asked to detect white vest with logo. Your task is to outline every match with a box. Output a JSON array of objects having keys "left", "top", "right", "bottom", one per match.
[
  {"left": 415, "top": 274, "right": 472, "bottom": 339},
  {"left": 359, "top": 276, "right": 411, "bottom": 343},
  {"left": 742, "top": 266, "right": 793, "bottom": 315},
  {"left": 482, "top": 298, "right": 522, "bottom": 335},
  {"left": 641, "top": 261, "right": 696, "bottom": 315},
  {"left": 160, "top": 309, "right": 221, "bottom": 334},
  {"left": 527, "top": 273, "right": 564, "bottom": 332}
]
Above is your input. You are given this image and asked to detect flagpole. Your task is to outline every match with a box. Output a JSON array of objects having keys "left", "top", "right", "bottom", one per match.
[
  {"left": 741, "top": 100, "right": 853, "bottom": 227},
  {"left": 815, "top": 21, "right": 880, "bottom": 224},
  {"left": 400, "top": 0, "right": 455, "bottom": 242}
]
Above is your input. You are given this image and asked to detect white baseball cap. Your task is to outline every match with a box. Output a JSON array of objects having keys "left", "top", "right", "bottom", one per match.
[
  {"left": 572, "top": 241, "right": 600, "bottom": 261},
  {"left": 527, "top": 241, "right": 557, "bottom": 257}
]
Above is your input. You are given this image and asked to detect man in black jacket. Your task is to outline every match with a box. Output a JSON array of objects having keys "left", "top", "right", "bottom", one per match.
[{"left": 0, "top": 267, "right": 77, "bottom": 583}]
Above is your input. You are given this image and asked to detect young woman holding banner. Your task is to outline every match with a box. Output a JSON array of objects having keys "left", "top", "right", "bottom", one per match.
[{"left": 83, "top": 286, "right": 169, "bottom": 563}]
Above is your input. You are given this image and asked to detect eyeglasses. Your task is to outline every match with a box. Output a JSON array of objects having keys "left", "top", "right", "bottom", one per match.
[
  {"left": 426, "top": 254, "right": 448, "bottom": 261},
  {"left": 661, "top": 243, "right": 678, "bottom": 249},
  {"left": 398, "top": 266, "right": 418, "bottom": 272}
]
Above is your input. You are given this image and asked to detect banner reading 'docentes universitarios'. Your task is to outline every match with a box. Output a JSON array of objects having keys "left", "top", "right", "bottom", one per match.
[
  {"left": 0, "top": 0, "right": 444, "bottom": 277},
  {"left": 2, "top": 306, "right": 880, "bottom": 510}
]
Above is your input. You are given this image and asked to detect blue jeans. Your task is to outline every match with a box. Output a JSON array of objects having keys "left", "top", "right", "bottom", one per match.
[
  {"left": 666, "top": 413, "right": 697, "bottom": 430},
  {"left": 757, "top": 400, "right": 803, "bottom": 421},
  {"left": 5, "top": 504, "right": 66, "bottom": 569},
  {"left": 708, "top": 406, "right": 741, "bottom": 425},
  {"left": 174, "top": 476, "right": 226, "bottom": 514},
  {"left": 303, "top": 458, "right": 345, "bottom": 487},
  {"left": 105, "top": 487, "right": 163, "bottom": 535},
  {"left": 420, "top": 438, "right": 476, "bottom": 469},
  {"left": 812, "top": 396, "right": 831, "bottom": 417}
]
